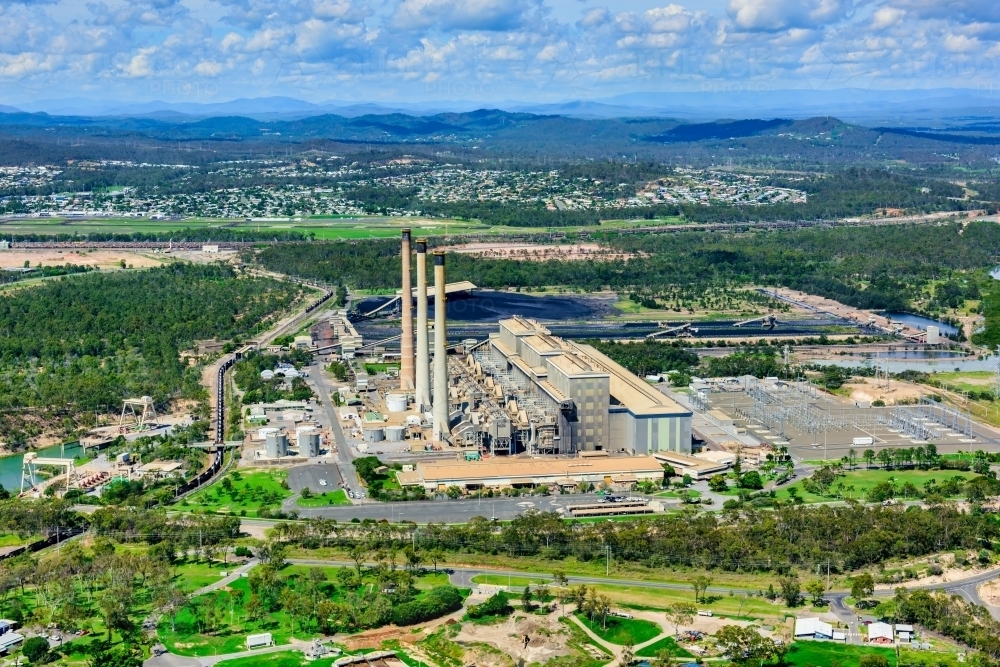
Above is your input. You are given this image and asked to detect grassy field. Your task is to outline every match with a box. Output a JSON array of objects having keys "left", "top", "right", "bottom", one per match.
[
  {"left": 470, "top": 574, "right": 552, "bottom": 587},
  {"left": 181, "top": 470, "right": 290, "bottom": 516},
  {"left": 635, "top": 635, "right": 693, "bottom": 658},
  {"left": 778, "top": 641, "right": 897, "bottom": 667},
  {"left": 172, "top": 557, "right": 234, "bottom": 593},
  {"left": 212, "top": 651, "right": 341, "bottom": 667},
  {"left": 573, "top": 611, "right": 662, "bottom": 645},
  {"left": 773, "top": 468, "right": 976, "bottom": 503},
  {"left": 297, "top": 489, "right": 351, "bottom": 507}
]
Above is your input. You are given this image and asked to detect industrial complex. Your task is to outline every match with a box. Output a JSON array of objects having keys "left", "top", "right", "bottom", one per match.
[{"left": 335, "top": 232, "right": 693, "bottom": 467}]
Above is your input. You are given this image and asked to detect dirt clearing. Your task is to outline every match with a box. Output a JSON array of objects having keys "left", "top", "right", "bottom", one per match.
[
  {"left": 453, "top": 611, "right": 577, "bottom": 665},
  {"left": 0, "top": 250, "right": 166, "bottom": 269}
]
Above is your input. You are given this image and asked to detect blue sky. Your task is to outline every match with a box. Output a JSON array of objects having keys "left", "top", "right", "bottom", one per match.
[{"left": 1, "top": 0, "right": 999, "bottom": 106}]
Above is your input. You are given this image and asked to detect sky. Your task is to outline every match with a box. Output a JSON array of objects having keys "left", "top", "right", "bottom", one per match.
[{"left": 1, "top": 0, "right": 1000, "bottom": 107}]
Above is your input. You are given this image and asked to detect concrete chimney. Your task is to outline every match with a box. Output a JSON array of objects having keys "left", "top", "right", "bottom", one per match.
[
  {"left": 399, "top": 229, "right": 415, "bottom": 392},
  {"left": 415, "top": 238, "right": 431, "bottom": 410},
  {"left": 432, "top": 250, "right": 450, "bottom": 440}
]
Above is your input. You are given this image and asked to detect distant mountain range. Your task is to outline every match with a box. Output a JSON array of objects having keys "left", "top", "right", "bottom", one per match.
[{"left": 5, "top": 88, "right": 1000, "bottom": 125}]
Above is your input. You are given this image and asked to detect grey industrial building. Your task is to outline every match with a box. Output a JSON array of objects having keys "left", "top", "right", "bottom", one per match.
[{"left": 453, "top": 317, "right": 692, "bottom": 456}]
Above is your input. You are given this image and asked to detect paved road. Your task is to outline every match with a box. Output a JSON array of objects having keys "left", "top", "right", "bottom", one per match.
[{"left": 307, "top": 356, "right": 362, "bottom": 493}]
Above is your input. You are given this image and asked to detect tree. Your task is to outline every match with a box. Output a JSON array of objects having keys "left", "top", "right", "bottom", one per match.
[
  {"left": 806, "top": 579, "right": 826, "bottom": 606},
  {"left": 349, "top": 545, "right": 368, "bottom": 577},
  {"left": 740, "top": 470, "right": 764, "bottom": 490},
  {"left": 665, "top": 602, "right": 696, "bottom": 636},
  {"left": 22, "top": 637, "right": 50, "bottom": 663},
  {"left": 851, "top": 573, "right": 875, "bottom": 601},
  {"left": 619, "top": 641, "right": 635, "bottom": 667},
  {"left": 708, "top": 475, "right": 729, "bottom": 493},
  {"left": 715, "top": 625, "right": 776, "bottom": 666},
  {"left": 859, "top": 655, "right": 890, "bottom": 667},
  {"left": 692, "top": 575, "right": 712, "bottom": 602},
  {"left": 779, "top": 576, "right": 801, "bottom": 607},
  {"left": 446, "top": 485, "right": 462, "bottom": 499},
  {"left": 427, "top": 548, "right": 444, "bottom": 572},
  {"left": 661, "top": 464, "right": 676, "bottom": 486},
  {"left": 521, "top": 585, "right": 534, "bottom": 612},
  {"left": 863, "top": 449, "right": 876, "bottom": 469},
  {"left": 552, "top": 570, "right": 568, "bottom": 588},
  {"left": 877, "top": 448, "right": 892, "bottom": 470}
]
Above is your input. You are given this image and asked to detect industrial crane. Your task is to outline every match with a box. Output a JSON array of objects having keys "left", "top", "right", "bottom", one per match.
[{"left": 733, "top": 314, "right": 778, "bottom": 329}]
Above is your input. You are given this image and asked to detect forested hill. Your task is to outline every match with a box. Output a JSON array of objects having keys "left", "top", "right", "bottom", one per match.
[
  {"left": 250, "top": 220, "right": 1000, "bottom": 313},
  {"left": 0, "top": 264, "right": 304, "bottom": 447},
  {"left": 4, "top": 108, "right": 1000, "bottom": 166}
]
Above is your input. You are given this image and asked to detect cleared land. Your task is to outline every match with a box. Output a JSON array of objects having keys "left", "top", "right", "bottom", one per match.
[{"left": 0, "top": 249, "right": 167, "bottom": 269}]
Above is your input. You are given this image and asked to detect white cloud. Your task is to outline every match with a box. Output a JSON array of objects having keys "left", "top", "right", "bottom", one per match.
[
  {"left": 943, "top": 33, "right": 979, "bottom": 52},
  {"left": 871, "top": 7, "right": 905, "bottom": 30},
  {"left": 120, "top": 48, "right": 155, "bottom": 77},
  {"left": 390, "top": 0, "right": 539, "bottom": 32},
  {"left": 727, "top": 0, "right": 849, "bottom": 31},
  {"left": 194, "top": 60, "right": 224, "bottom": 76}
]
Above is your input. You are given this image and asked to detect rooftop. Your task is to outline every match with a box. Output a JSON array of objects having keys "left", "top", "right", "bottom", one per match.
[
  {"left": 414, "top": 455, "right": 664, "bottom": 483},
  {"left": 572, "top": 342, "right": 690, "bottom": 417}
]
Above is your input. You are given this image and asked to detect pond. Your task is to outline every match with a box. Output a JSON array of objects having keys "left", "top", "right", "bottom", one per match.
[
  {"left": 882, "top": 312, "right": 959, "bottom": 336},
  {"left": 0, "top": 441, "right": 85, "bottom": 493}
]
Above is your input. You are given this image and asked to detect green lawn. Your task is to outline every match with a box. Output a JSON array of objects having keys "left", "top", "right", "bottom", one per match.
[
  {"left": 574, "top": 612, "right": 662, "bottom": 645},
  {"left": 635, "top": 636, "right": 692, "bottom": 658},
  {"left": 775, "top": 468, "right": 976, "bottom": 503},
  {"left": 173, "top": 558, "right": 234, "bottom": 594},
  {"left": 777, "top": 641, "right": 897, "bottom": 667},
  {"left": 181, "top": 470, "right": 290, "bottom": 516},
  {"left": 297, "top": 489, "right": 351, "bottom": 507},
  {"left": 213, "top": 651, "right": 339, "bottom": 667},
  {"left": 655, "top": 489, "right": 702, "bottom": 499},
  {"left": 470, "top": 574, "right": 551, "bottom": 587}
]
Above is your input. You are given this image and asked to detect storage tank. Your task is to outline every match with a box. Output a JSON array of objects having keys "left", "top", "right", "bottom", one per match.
[
  {"left": 385, "top": 425, "right": 406, "bottom": 441},
  {"left": 927, "top": 325, "right": 940, "bottom": 344},
  {"left": 265, "top": 432, "right": 288, "bottom": 458},
  {"left": 386, "top": 393, "right": 408, "bottom": 413},
  {"left": 261, "top": 370, "right": 274, "bottom": 380},
  {"left": 362, "top": 427, "right": 385, "bottom": 443}
]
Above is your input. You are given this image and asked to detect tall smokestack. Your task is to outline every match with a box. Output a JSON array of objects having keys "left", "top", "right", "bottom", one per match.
[
  {"left": 432, "top": 250, "right": 450, "bottom": 441},
  {"left": 415, "top": 238, "right": 430, "bottom": 411},
  {"left": 400, "top": 229, "right": 415, "bottom": 392}
]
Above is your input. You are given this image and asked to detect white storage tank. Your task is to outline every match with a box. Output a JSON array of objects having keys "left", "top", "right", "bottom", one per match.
[
  {"left": 385, "top": 425, "right": 406, "bottom": 441},
  {"left": 261, "top": 370, "right": 274, "bottom": 380},
  {"left": 362, "top": 427, "right": 385, "bottom": 443},
  {"left": 296, "top": 428, "right": 321, "bottom": 457},
  {"left": 386, "top": 393, "right": 408, "bottom": 413},
  {"left": 927, "top": 325, "right": 940, "bottom": 344}
]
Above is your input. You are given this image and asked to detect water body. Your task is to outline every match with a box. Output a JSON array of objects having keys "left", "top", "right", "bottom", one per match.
[
  {"left": 0, "top": 441, "right": 84, "bottom": 493},
  {"left": 819, "top": 357, "right": 995, "bottom": 373},
  {"left": 847, "top": 350, "right": 968, "bottom": 359},
  {"left": 883, "top": 312, "right": 959, "bottom": 336}
]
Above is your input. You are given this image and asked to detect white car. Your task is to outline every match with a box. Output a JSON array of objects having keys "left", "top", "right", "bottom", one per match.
[{"left": 319, "top": 480, "right": 328, "bottom": 486}]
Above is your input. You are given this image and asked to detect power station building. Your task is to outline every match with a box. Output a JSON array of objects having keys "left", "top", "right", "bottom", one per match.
[{"left": 457, "top": 317, "right": 692, "bottom": 456}]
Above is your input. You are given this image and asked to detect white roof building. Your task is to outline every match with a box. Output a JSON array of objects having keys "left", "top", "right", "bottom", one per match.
[
  {"left": 0, "top": 633, "right": 23, "bottom": 653},
  {"left": 869, "top": 622, "right": 894, "bottom": 644},
  {"left": 794, "top": 617, "right": 833, "bottom": 639}
]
